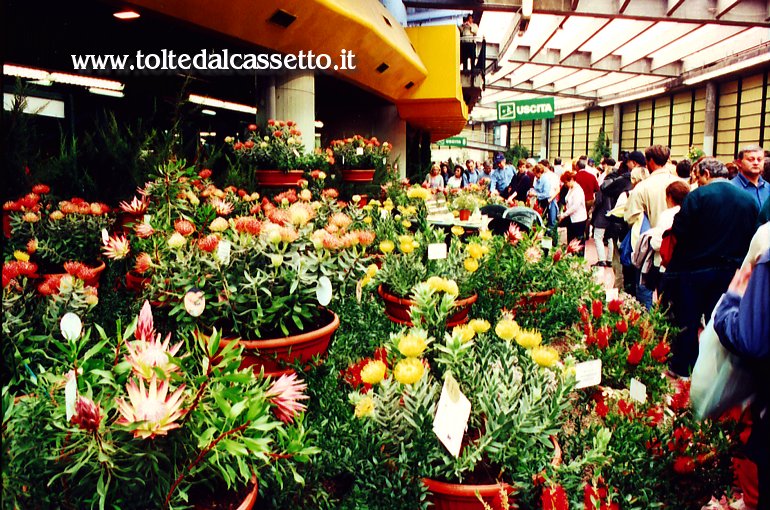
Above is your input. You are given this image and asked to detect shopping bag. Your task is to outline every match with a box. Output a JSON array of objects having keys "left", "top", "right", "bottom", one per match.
[{"left": 690, "top": 299, "right": 755, "bottom": 420}]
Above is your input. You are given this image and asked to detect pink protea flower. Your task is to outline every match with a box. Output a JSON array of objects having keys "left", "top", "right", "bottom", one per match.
[
  {"left": 266, "top": 208, "right": 290, "bottom": 226},
  {"left": 322, "top": 233, "right": 344, "bottom": 251},
  {"left": 102, "top": 234, "right": 130, "bottom": 260},
  {"left": 354, "top": 230, "right": 376, "bottom": 247},
  {"left": 329, "top": 212, "right": 352, "bottom": 230},
  {"left": 71, "top": 396, "right": 102, "bottom": 433},
  {"left": 135, "top": 300, "right": 156, "bottom": 342},
  {"left": 322, "top": 188, "right": 339, "bottom": 199},
  {"left": 174, "top": 219, "right": 196, "bottom": 236},
  {"left": 125, "top": 332, "right": 182, "bottom": 380},
  {"left": 567, "top": 238, "right": 583, "bottom": 254},
  {"left": 266, "top": 373, "right": 309, "bottom": 424},
  {"left": 210, "top": 197, "right": 234, "bottom": 216},
  {"left": 116, "top": 377, "right": 186, "bottom": 439},
  {"left": 523, "top": 246, "right": 542, "bottom": 263},
  {"left": 119, "top": 196, "right": 148, "bottom": 215},
  {"left": 506, "top": 223, "right": 523, "bottom": 245},
  {"left": 134, "top": 252, "right": 153, "bottom": 274},
  {"left": 135, "top": 221, "right": 155, "bottom": 238}
]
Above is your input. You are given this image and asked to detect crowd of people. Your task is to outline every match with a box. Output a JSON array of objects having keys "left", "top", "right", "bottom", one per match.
[{"left": 427, "top": 144, "right": 770, "bottom": 508}]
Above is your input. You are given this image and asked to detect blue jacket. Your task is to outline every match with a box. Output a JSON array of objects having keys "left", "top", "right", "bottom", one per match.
[
  {"left": 715, "top": 248, "right": 770, "bottom": 359},
  {"left": 731, "top": 173, "right": 770, "bottom": 211}
]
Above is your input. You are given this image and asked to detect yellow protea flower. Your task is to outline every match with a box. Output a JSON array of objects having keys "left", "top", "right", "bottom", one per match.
[
  {"left": 515, "top": 329, "right": 543, "bottom": 349},
  {"left": 495, "top": 318, "right": 520, "bottom": 341},
  {"left": 469, "top": 319, "right": 491, "bottom": 333},
  {"left": 360, "top": 360, "right": 387, "bottom": 385},
  {"left": 209, "top": 217, "right": 229, "bottom": 232},
  {"left": 361, "top": 275, "right": 372, "bottom": 287},
  {"left": 426, "top": 276, "right": 445, "bottom": 293},
  {"left": 467, "top": 243, "right": 484, "bottom": 259},
  {"left": 379, "top": 240, "right": 395, "bottom": 254},
  {"left": 481, "top": 245, "right": 490, "bottom": 255},
  {"left": 443, "top": 279, "right": 459, "bottom": 296},
  {"left": 399, "top": 241, "right": 415, "bottom": 254},
  {"left": 464, "top": 257, "right": 479, "bottom": 273},
  {"left": 480, "top": 229, "right": 492, "bottom": 241},
  {"left": 531, "top": 346, "right": 559, "bottom": 367},
  {"left": 393, "top": 358, "right": 425, "bottom": 385},
  {"left": 13, "top": 250, "right": 30, "bottom": 262},
  {"left": 50, "top": 210, "right": 65, "bottom": 221},
  {"left": 451, "top": 225, "right": 464, "bottom": 236},
  {"left": 366, "top": 264, "right": 379, "bottom": 278},
  {"left": 354, "top": 395, "right": 375, "bottom": 418},
  {"left": 398, "top": 333, "right": 427, "bottom": 358},
  {"left": 167, "top": 232, "right": 187, "bottom": 249},
  {"left": 452, "top": 324, "right": 475, "bottom": 343},
  {"left": 364, "top": 216, "right": 373, "bottom": 224}
]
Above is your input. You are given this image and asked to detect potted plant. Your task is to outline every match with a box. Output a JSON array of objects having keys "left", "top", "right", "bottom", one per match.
[
  {"left": 329, "top": 135, "right": 392, "bottom": 183},
  {"left": 1, "top": 302, "right": 318, "bottom": 509},
  {"left": 228, "top": 120, "right": 307, "bottom": 188},
  {"left": 450, "top": 191, "right": 481, "bottom": 221}
]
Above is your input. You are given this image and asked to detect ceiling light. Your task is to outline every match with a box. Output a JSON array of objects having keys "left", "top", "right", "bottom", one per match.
[
  {"left": 314, "top": 120, "right": 324, "bottom": 128},
  {"left": 597, "top": 87, "right": 666, "bottom": 107},
  {"left": 683, "top": 53, "right": 770, "bottom": 85},
  {"left": 199, "top": 132, "right": 217, "bottom": 137},
  {"left": 113, "top": 10, "right": 140, "bottom": 20},
  {"left": 89, "top": 87, "right": 124, "bottom": 98},
  {"left": 4, "top": 64, "right": 49, "bottom": 81},
  {"left": 188, "top": 94, "right": 257, "bottom": 115},
  {"left": 201, "top": 109, "right": 216, "bottom": 116},
  {"left": 521, "top": 0, "right": 533, "bottom": 18},
  {"left": 29, "top": 79, "right": 53, "bottom": 86},
  {"left": 4, "top": 64, "right": 125, "bottom": 91}
]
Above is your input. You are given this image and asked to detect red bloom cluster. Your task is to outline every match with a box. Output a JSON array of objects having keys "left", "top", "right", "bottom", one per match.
[
  {"left": 650, "top": 340, "right": 670, "bottom": 363},
  {"left": 667, "top": 426, "right": 693, "bottom": 453},
  {"left": 234, "top": 216, "right": 261, "bottom": 235},
  {"left": 672, "top": 455, "right": 696, "bottom": 475},
  {"left": 59, "top": 199, "right": 110, "bottom": 215},
  {"left": 197, "top": 234, "right": 220, "bottom": 252},
  {"left": 669, "top": 380, "right": 690, "bottom": 412},
  {"left": 274, "top": 189, "right": 298, "bottom": 204},
  {"left": 584, "top": 482, "right": 620, "bottom": 510},
  {"left": 2, "top": 260, "right": 39, "bottom": 287},
  {"left": 3, "top": 192, "right": 42, "bottom": 212},
  {"left": 198, "top": 168, "right": 212, "bottom": 179},
  {"left": 63, "top": 261, "right": 99, "bottom": 282},
  {"left": 626, "top": 342, "right": 644, "bottom": 365},
  {"left": 541, "top": 484, "right": 569, "bottom": 510},
  {"left": 174, "top": 219, "right": 196, "bottom": 236}
]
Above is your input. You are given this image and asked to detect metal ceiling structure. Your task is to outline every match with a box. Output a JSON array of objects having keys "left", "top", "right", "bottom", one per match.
[{"left": 403, "top": 0, "right": 770, "bottom": 121}]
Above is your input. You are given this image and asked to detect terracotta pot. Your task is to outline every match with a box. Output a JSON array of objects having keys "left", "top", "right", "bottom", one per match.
[
  {"left": 458, "top": 209, "right": 471, "bottom": 221},
  {"left": 125, "top": 270, "right": 150, "bottom": 293},
  {"left": 422, "top": 478, "right": 514, "bottom": 510},
  {"left": 193, "top": 475, "right": 258, "bottom": 510},
  {"left": 377, "top": 285, "right": 477, "bottom": 328},
  {"left": 218, "top": 308, "right": 340, "bottom": 377},
  {"left": 515, "top": 288, "right": 556, "bottom": 310},
  {"left": 256, "top": 169, "right": 305, "bottom": 188},
  {"left": 341, "top": 168, "right": 376, "bottom": 183}
]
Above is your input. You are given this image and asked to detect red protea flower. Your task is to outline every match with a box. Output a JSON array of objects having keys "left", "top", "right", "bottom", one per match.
[
  {"left": 26, "top": 238, "right": 38, "bottom": 254},
  {"left": 197, "top": 234, "right": 220, "bottom": 253},
  {"left": 266, "top": 373, "right": 309, "bottom": 424},
  {"left": 244, "top": 140, "right": 255, "bottom": 149},
  {"left": 19, "top": 193, "right": 40, "bottom": 209},
  {"left": 596, "top": 326, "right": 611, "bottom": 349},
  {"left": 174, "top": 219, "right": 195, "bottom": 236},
  {"left": 70, "top": 396, "right": 102, "bottom": 433},
  {"left": 32, "top": 184, "right": 50, "bottom": 194},
  {"left": 505, "top": 223, "right": 523, "bottom": 245},
  {"left": 591, "top": 299, "right": 603, "bottom": 319},
  {"left": 607, "top": 299, "right": 623, "bottom": 314},
  {"left": 646, "top": 405, "right": 664, "bottom": 426},
  {"left": 617, "top": 399, "right": 635, "bottom": 418},
  {"left": 234, "top": 216, "right": 261, "bottom": 235},
  {"left": 330, "top": 212, "right": 352, "bottom": 230},
  {"left": 355, "top": 230, "right": 376, "bottom": 246},
  {"left": 542, "top": 484, "right": 569, "bottom": 510},
  {"left": 615, "top": 320, "right": 628, "bottom": 334},
  {"left": 627, "top": 343, "right": 644, "bottom": 365},
  {"left": 552, "top": 248, "right": 563, "bottom": 262},
  {"left": 651, "top": 341, "right": 670, "bottom": 363},
  {"left": 134, "top": 252, "right": 152, "bottom": 274},
  {"left": 233, "top": 141, "right": 243, "bottom": 150},
  {"left": 198, "top": 168, "right": 212, "bottom": 179},
  {"left": 673, "top": 456, "right": 696, "bottom": 475},
  {"left": 210, "top": 197, "right": 234, "bottom": 216},
  {"left": 273, "top": 130, "right": 283, "bottom": 138},
  {"left": 322, "top": 188, "right": 339, "bottom": 199}
]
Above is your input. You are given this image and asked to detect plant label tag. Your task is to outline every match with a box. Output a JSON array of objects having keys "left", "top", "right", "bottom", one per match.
[
  {"left": 316, "top": 276, "right": 333, "bottom": 306},
  {"left": 356, "top": 147, "right": 364, "bottom": 156},
  {"left": 433, "top": 374, "right": 471, "bottom": 458},
  {"left": 144, "top": 214, "right": 152, "bottom": 223},
  {"left": 574, "top": 359, "right": 602, "bottom": 389},
  {"left": 380, "top": 208, "right": 389, "bottom": 219},
  {"left": 629, "top": 378, "right": 647, "bottom": 404},
  {"left": 216, "top": 240, "right": 231, "bottom": 264},
  {"left": 292, "top": 149, "right": 301, "bottom": 158},
  {"left": 65, "top": 375, "right": 77, "bottom": 422},
  {"left": 101, "top": 228, "right": 109, "bottom": 244},
  {"left": 540, "top": 237, "right": 553, "bottom": 250},
  {"left": 605, "top": 288, "right": 619, "bottom": 302},
  {"left": 428, "top": 243, "right": 448, "bottom": 260},
  {"left": 184, "top": 288, "right": 206, "bottom": 317}
]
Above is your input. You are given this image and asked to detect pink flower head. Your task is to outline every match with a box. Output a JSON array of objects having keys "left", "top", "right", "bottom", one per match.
[
  {"left": 135, "top": 221, "right": 155, "bottom": 238},
  {"left": 116, "top": 377, "right": 186, "bottom": 439},
  {"left": 119, "top": 196, "right": 148, "bottom": 215},
  {"left": 134, "top": 253, "right": 153, "bottom": 274},
  {"left": 506, "top": 223, "right": 523, "bottom": 245},
  {"left": 125, "top": 332, "right": 182, "bottom": 380},
  {"left": 71, "top": 396, "right": 102, "bottom": 433},
  {"left": 266, "top": 373, "right": 309, "bottom": 424},
  {"left": 174, "top": 219, "right": 196, "bottom": 236},
  {"left": 210, "top": 197, "right": 234, "bottom": 216},
  {"left": 567, "top": 238, "right": 583, "bottom": 254},
  {"left": 524, "top": 246, "right": 542, "bottom": 263},
  {"left": 135, "top": 300, "right": 156, "bottom": 342},
  {"left": 102, "top": 234, "right": 130, "bottom": 260}
]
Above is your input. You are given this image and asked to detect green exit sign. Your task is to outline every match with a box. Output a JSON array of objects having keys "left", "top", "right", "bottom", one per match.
[
  {"left": 439, "top": 136, "right": 467, "bottom": 147},
  {"left": 497, "top": 97, "right": 555, "bottom": 122}
]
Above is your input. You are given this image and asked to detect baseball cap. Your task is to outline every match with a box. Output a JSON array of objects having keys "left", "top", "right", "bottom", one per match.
[
  {"left": 627, "top": 151, "right": 646, "bottom": 167},
  {"left": 494, "top": 153, "right": 505, "bottom": 164}
]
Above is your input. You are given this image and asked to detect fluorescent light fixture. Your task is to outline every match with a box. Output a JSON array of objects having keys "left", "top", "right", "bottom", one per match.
[
  {"left": 29, "top": 79, "right": 53, "bottom": 86},
  {"left": 201, "top": 109, "right": 217, "bottom": 116},
  {"left": 188, "top": 94, "right": 257, "bottom": 115},
  {"left": 521, "top": 0, "right": 533, "bottom": 18},
  {"left": 4, "top": 93, "right": 65, "bottom": 119},
  {"left": 314, "top": 120, "right": 324, "bottom": 128},
  {"left": 555, "top": 106, "right": 587, "bottom": 116},
  {"left": 199, "top": 132, "right": 217, "bottom": 137},
  {"left": 4, "top": 64, "right": 49, "bottom": 80},
  {"left": 89, "top": 87, "right": 124, "bottom": 98},
  {"left": 683, "top": 53, "right": 770, "bottom": 86},
  {"left": 597, "top": 87, "right": 666, "bottom": 107},
  {"left": 4, "top": 64, "right": 125, "bottom": 92},
  {"left": 113, "top": 10, "right": 140, "bottom": 20}
]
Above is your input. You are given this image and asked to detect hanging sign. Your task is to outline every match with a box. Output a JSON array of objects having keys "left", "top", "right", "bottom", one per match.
[{"left": 497, "top": 97, "right": 555, "bottom": 122}]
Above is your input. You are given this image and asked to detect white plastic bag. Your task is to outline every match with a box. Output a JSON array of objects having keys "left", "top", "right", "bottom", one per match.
[{"left": 690, "top": 298, "right": 755, "bottom": 420}]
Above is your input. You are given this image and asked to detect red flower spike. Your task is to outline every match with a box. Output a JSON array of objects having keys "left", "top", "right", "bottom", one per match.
[
  {"left": 541, "top": 485, "right": 569, "bottom": 510},
  {"left": 626, "top": 343, "right": 644, "bottom": 365},
  {"left": 651, "top": 341, "right": 670, "bottom": 363},
  {"left": 615, "top": 320, "right": 628, "bottom": 334},
  {"left": 607, "top": 299, "right": 623, "bottom": 314},
  {"left": 673, "top": 456, "right": 696, "bottom": 475},
  {"left": 592, "top": 299, "right": 603, "bottom": 320}
]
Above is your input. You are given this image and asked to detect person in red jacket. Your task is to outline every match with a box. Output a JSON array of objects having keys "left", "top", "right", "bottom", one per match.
[{"left": 574, "top": 159, "right": 599, "bottom": 236}]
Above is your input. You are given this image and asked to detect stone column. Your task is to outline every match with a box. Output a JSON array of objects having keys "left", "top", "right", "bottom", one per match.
[
  {"left": 703, "top": 81, "right": 717, "bottom": 157},
  {"left": 265, "top": 75, "right": 276, "bottom": 121},
  {"left": 611, "top": 104, "right": 621, "bottom": 160},
  {"left": 540, "top": 118, "right": 549, "bottom": 160},
  {"left": 275, "top": 72, "right": 315, "bottom": 153}
]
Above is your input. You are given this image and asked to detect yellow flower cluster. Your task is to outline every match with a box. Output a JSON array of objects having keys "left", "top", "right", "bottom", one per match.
[
  {"left": 495, "top": 317, "right": 520, "bottom": 341},
  {"left": 397, "top": 333, "right": 428, "bottom": 357},
  {"left": 398, "top": 235, "right": 418, "bottom": 254},
  {"left": 469, "top": 319, "right": 491, "bottom": 333},
  {"left": 451, "top": 225, "right": 465, "bottom": 236},
  {"left": 360, "top": 263, "right": 379, "bottom": 287},
  {"left": 406, "top": 187, "right": 432, "bottom": 201},
  {"left": 515, "top": 329, "right": 542, "bottom": 349},
  {"left": 530, "top": 346, "right": 559, "bottom": 367},
  {"left": 379, "top": 239, "right": 395, "bottom": 254},
  {"left": 360, "top": 360, "right": 387, "bottom": 385},
  {"left": 13, "top": 250, "right": 29, "bottom": 262},
  {"left": 425, "top": 276, "right": 459, "bottom": 296},
  {"left": 354, "top": 395, "right": 375, "bottom": 418},
  {"left": 464, "top": 257, "right": 479, "bottom": 273},
  {"left": 479, "top": 229, "right": 493, "bottom": 241},
  {"left": 393, "top": 357, "right": 425, "bottom": 385},
  {"left": 452, "top": 324, "right": 476, "bottom": 343}
]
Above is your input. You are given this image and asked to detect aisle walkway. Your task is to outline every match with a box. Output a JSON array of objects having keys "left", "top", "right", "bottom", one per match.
[{"left": 581, "top": 237, "right": 617, "bottom": 291}]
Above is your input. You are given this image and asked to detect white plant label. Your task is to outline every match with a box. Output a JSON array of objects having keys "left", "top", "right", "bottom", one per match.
[
  {"left": 433, "top": 374, "right": 471, "bottom": 458},
  {"left": 605, "top": 288, "right": 619, "bottom": 302},
  {"left": 629, "top": 378, "right": 647, "bottom": 404},
  {"left": 184, "top": 288, "right": 206, "bottom": 317},
  {"left": 540, "top": 237, "right": 553, "bottom": 250},
  {"left": 427, "top": 243, "right": 448, "bottom": 260},
  {"left": 356, "top": 147, "right": 364, "bottom": 156},
  {"left": 316, "top": 276, "right": 333, "bottom": 306},
  {"left": 574, "top": 359, "right": 602, "bottom": 389},
  {"left": 65, "top": 375, "right": 77, "bottom": 422}
]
